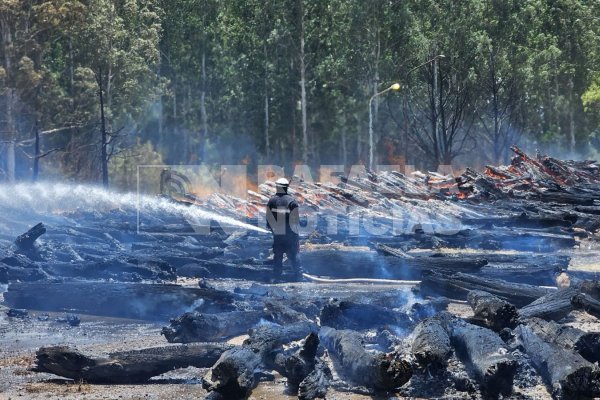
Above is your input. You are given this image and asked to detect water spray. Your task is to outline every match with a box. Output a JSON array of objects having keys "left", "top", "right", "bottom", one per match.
[{"left": 0, "top": 182, "right": 268, "bottom": 234}]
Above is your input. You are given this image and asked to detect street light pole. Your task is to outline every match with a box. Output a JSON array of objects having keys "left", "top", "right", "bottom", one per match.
[
  {"left": 367, "top": 54, "right": 445, "bottom": 171},
  {"left": 369, "top": 83, "right": 400, "bottom": 170},
  {"left": 405, "top": 54, "right": 445, "bottom": 80}
]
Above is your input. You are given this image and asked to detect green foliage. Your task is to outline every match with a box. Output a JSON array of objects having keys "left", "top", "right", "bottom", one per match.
[
  {"left": 583, "top": 76, "right": 600, "bottom": 110},
  {"left": 109, "top": 138, "right": 164, "bottom": 192},
  {"left": 2, "top": 0, "right": 600, "bottom": 185}
]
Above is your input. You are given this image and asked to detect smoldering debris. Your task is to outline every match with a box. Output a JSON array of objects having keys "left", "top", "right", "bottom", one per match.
[{"left": 1, "top": 148, "right": 600, "bottom": 399}]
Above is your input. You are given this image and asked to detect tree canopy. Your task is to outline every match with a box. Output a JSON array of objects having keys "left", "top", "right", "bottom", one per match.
[{"left": 1, "top": 0, "right": 599, "bottom": 187}]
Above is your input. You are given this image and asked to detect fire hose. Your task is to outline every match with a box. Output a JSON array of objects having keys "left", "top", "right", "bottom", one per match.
[
  {"left": 302, "top": 273, "right": 420, "bottom": 285},
  {"left": 301, "top": 273, "right": 558, "bottom": 290}
]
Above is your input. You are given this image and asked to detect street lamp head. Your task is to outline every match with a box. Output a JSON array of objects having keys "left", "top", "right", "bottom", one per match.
[
  {"left": 390, "top": 83, "right": 401, "bottom": 91},
  {"left": 438, "top": 54, "right": 446, "bottom": 59}
]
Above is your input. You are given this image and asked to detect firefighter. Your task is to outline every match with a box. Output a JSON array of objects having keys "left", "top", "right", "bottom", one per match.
[{"left": 266, "top": 178, "right": 303, "bottom": 281}]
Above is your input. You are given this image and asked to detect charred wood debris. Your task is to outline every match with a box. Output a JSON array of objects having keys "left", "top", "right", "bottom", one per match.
[{"left": 4, "top": 147, "right": 600, "bottom": 398}]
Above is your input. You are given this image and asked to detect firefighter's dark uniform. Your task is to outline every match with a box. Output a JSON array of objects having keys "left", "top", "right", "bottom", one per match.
[{"left": 266, "top": 190, "right": 302, "bottom": 280}]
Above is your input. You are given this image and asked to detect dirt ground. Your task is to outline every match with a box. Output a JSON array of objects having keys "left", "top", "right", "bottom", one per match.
[{"left": 2, "top": 243, "right": 600, "bottom": 400}]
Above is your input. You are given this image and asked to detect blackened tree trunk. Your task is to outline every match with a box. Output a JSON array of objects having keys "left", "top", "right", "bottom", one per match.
[
  {"left": 572, "top": 293, "right": 600, "bottom": 319},
  {"left": 411, "top": 317, "right": 451, "bottom": 369},
  {"left": 32, "top": 123, "right": 40, "bottom": 181},
  {"left": 519, "top": 287, "right": 579, "bottom": 321},
  {"left": 298, "top": 0, "right": 308, "bottom": 164},
  {"left": 442, "top": 314, "right": 517, "bottom": 397},
  {"left": 467, "top": 290, "right": 518, "bottom": 331},
  {"left": 525, "top": 317, "right": 600, "bottom": 364},
  {"left": 319, "top": 326, "right": 412, "bottom": 391},
  {"left": 97, "top": 68, "right": 109, "bottom": 188},
  {"left": 162, "top": 311, "right": 264, "bottom": 343},
  {"left": 203, "top": 321, "right": 317, "bottom": 399},
  {"left": 420, "top": 271, "right": 551, "bottom": 307},
  {"left": 515, "top": 324, "right": 600, "bottom": 398},
  {"left": 33, "top": 343, "right": 233, "bottom": 383}
]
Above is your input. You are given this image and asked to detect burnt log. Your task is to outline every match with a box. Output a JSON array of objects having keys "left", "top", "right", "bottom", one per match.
[
  {"left": 411, "top": 317, "right": 451, "bottom": 369},
  {"left": 419, "top": 271, "right": 551, "bottom": 307},
  {"left": 445, "top": 316, "right": 517, "bottom": 397},
  {"left": 409, "top": 297, "right": 449, "bottom": 320},
  {"left": 4, "top": 282, "right": 228, "bottom": 320},
  {"left": 298, "top": 361, "right": 332, "bottom": 400},
  {"left": 515, "top": 324, "right": 600, "bottom": 398},
  {"left": 244, "top": 322, "right": 319, "bottom": 369},
  {"left": 33, "top": 343, "right": 233, "bottom": 383},
  {"left": 203, "top": 321, "right": 318, "bottom": 399},
  {"left": 7, "top": 308, "right": 28, "bottom": 318},
  {"left": 478, "top": 264, "right": 557, "bottom": 286},
  {"left": 300, "top": 244, "right": 486, "bottom": 279},
  {"left": 43, "top": 259, "right": 176, "bottom": 282},
  {"left": 519, "top": 287, "right": 579, "bottom": 321},
  {"left": 0, "top": 265, "right": 7, "bottom": 283},
  {"left": 1, "top": 265, "right": 48, "bottom": 282},
  {"left": 319, "top": 298, "right": 411, "bottom": 331},
  {"left": 579, "top": 280, "right": 600, "bottom": 298},
  {"left": 264, "top": 300, "right": 310, "bottom": 324},
  {"left": 432, "top": 251, "right": 570, "bottom": 269},
  {"left": 274, "top": 332, "right": 320, "bottom": 387},
  {"left": 203, "top": 347, "right": 261, "bottom": 399},
  {"left": 467, "top": 290, "right": 518, "bottom": 331},
  {"left": 177, "top": 260, "right": 299, "bottom": 282},
  {"left": 412, "top": 227, "right": 576, "bottom": 251},
  {"left": 162, "top": 311, "right": 264, "bottom": 343},
  {"left": 15, "top": 222, "right": 46, "bottom": 251},
  {"left": 319, "top": 326, "right": 412, "bottom": 391},
  {"left": 525, "top": 317, "right": 600, "bottom": 363},
  {"left": 1, "top": 253, "right": 37, "bottom": 268},
  {"left": 571, "top": 293, "right": 600, "bottom": 319}
]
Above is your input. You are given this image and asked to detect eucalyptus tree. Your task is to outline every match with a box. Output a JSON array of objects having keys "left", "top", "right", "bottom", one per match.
[
  {"left": 73, "top": 0, "right": 162, "bottom": 187},
  {"left": 398, "top": 0, "right": 484, "bottom": 168},
  {"left": 0, "top": 0, "right": 49, "bottom": 181},
  {"left": 159, "top": 0, "right": 219, "bottom": 163},
  {"left": 474, "top": 0, "right": 532, "bottom": 163}
]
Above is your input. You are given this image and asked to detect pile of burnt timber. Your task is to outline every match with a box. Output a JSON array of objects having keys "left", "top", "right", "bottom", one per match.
[
  {"left": 0, "top": 147, "right": 592, "bottom": 300},
  {"left": 204, "top": 146, "right": 600, "bottom": 239},
  {"left": 5, "top": 148, "right": 600, "bottom": 399},
  {"left": 465, "top": 146, "right": 600, "bottom": 202},
  {"left": 1, "top": 148, "right": 594, "bottom": 288},
  {"left": 21, "top": 274, "right": 600, "bottom": 399}
]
